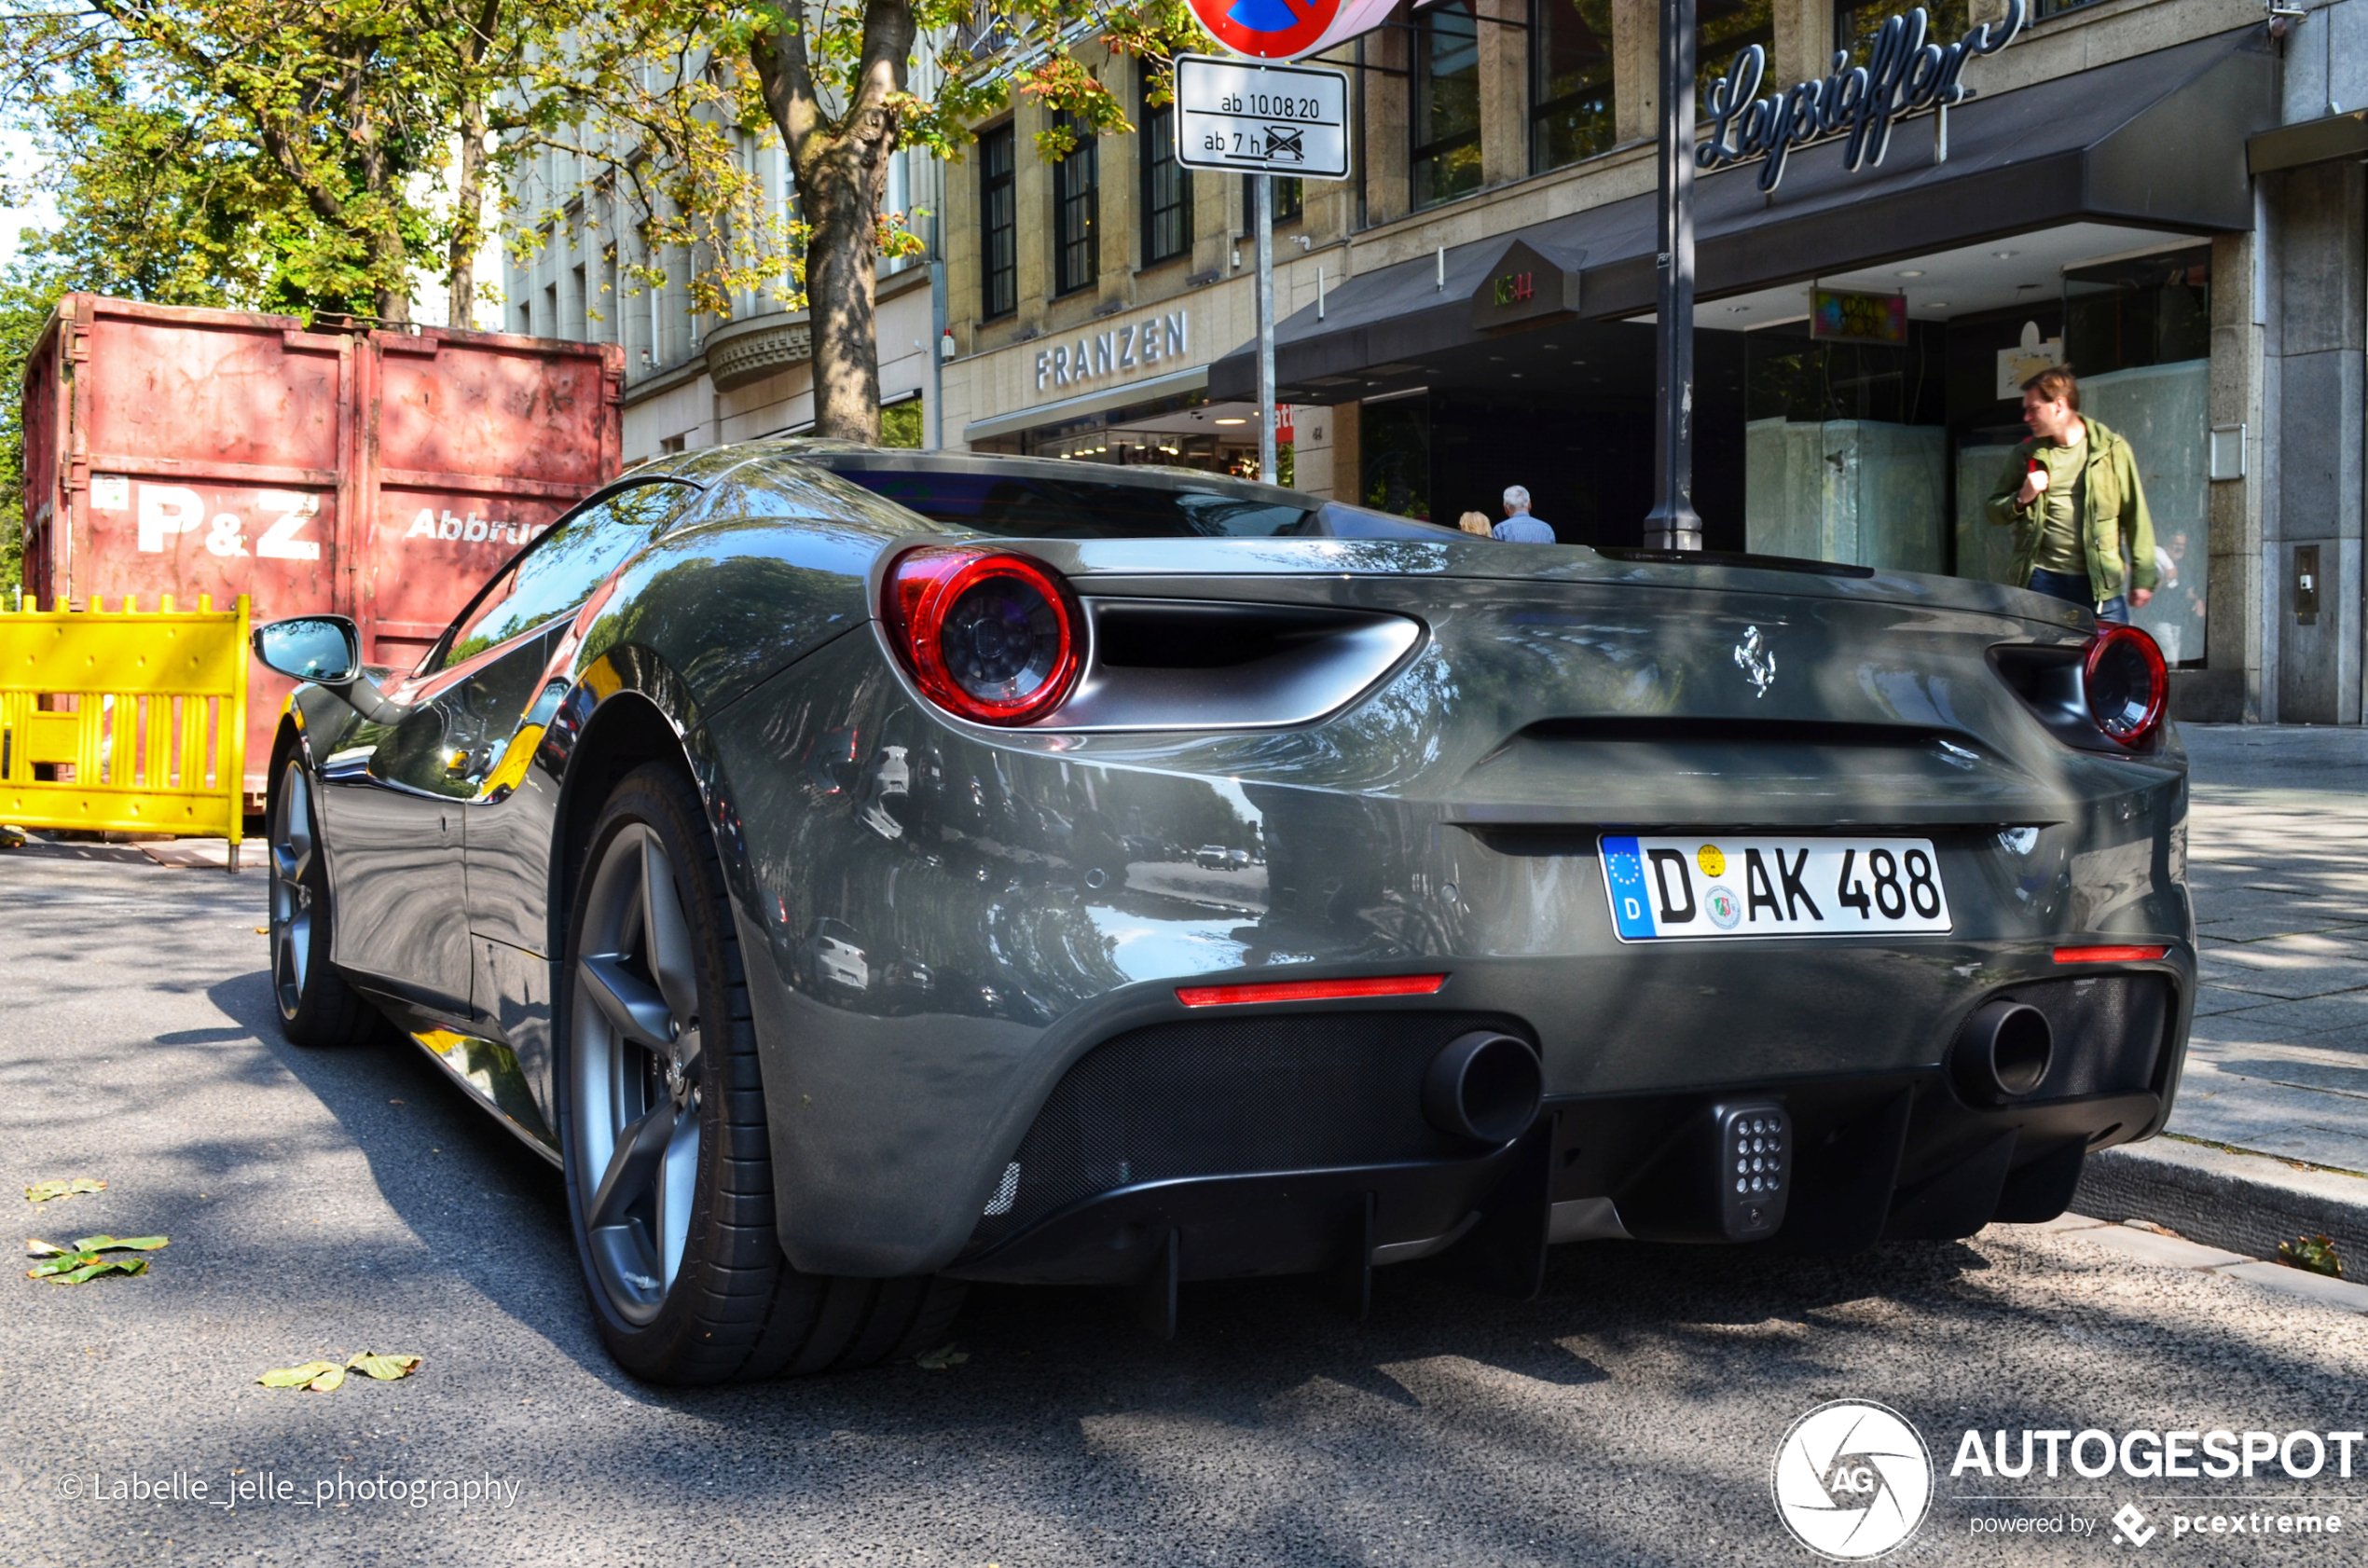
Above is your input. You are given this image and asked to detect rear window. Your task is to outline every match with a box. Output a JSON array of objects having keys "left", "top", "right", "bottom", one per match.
[
  {"left": 814, "top": 461, "right": 1459, "bottom": 543},
  {"left": 830, "top": 468, "right": 1311, "bottom": 539}
]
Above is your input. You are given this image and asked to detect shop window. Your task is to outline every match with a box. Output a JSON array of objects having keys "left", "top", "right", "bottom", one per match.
[
  {"left": 1140, "top": 71, "right": 1191, "bottom": 267},
  {"left": 2064, "top": 246, "right": 2210, "bottom": 375},
  {"left": 1239, "top": 175, "right": 1303, "bottom": 232},
  {"left": 1835, "top": 0, "right": 1966, "bottom": 62},
  {"left": 980, "top": 124, "right": 1016, "bottom": 320},
  {"left": 1533, "top": 0, "right": 1616, "bottom": 172},
  {"left": 1698, "top": 0, "right": 1774, "bottom": 115},
  {"left": 1742, "top": 321, "right": 1948, "bottom": 572},
  {"left": 1052, "top": 110, "right": 1100, "bottom": 296},
  {"left": 1413, "top": 0, "right": 1484, "bottom": 209},
  {"left": 2031, "top": 0, "right": 2104, "bottom": 18}
]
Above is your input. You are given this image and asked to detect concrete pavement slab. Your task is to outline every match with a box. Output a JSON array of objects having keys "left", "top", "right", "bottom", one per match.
[{"left": 2214, "top": 1260, "right": 2368, "bottom": 1313}]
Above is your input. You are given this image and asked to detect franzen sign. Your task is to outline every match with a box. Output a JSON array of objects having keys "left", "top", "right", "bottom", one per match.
[
  {"left": 1698, "top": 0, "right": 2025, "bottom": 192},
  {"left": 1174, "top": 55, "right": 1350, "bottom": 178},
  {"left": 1034, "top": 309, "right": 1191, "bottom": 392}
]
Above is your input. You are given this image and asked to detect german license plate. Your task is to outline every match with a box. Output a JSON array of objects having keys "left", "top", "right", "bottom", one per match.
[{"left": 1600, "top": 835, "right": 1951, "bottom": 942}]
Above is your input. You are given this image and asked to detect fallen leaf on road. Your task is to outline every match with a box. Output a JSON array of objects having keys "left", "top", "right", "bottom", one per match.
[
  {"left": 915, "top": 1343, "right": 969, "bottom": 1370},
  {"left": 24, "top": 1178, "right": 105, "bottom": 1204},
  {"left": 257, "top": 1352, "right": 421, "bottom": 1391},
  {"left": 346, "top": 1352, "right": 421, "bottom": 1381},
  {"left": 23, "top": 1234, "right": 167, "bottom": 1283},
  {"left": 253, "top": 926, "right": 268, "bottom": 935}
]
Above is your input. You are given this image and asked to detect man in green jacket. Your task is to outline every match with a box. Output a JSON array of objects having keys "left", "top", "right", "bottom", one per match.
[{"left": 1984, "top": 365, "right": 2157, "bottom": 624}]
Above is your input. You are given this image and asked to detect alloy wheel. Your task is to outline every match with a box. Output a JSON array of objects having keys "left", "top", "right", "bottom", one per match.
[
  {"left": 268, "top": 760, "right": 316, "bottom": 1017},
  {"left": 571, "top": 822, "right": 706, "bottom": 1325}
]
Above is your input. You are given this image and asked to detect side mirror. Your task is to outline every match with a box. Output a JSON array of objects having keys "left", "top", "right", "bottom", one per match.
[
  {"left": 253, "top": 616, "right": 361, "bottom": 683},
  {"left": 251, "top": 614, "right": 406, "bottom": 723}
]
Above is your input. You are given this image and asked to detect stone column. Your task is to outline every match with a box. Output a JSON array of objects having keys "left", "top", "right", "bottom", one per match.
[
  {"left": 1480, "top": 0, "right": 1531, "bottom": 187},
  {"left": 1613, "top": 0, "right": 1659, "bottom": 145},
  {"left": 2269, "top": 161, "right": 2366, "bottom": 724},
  {"left": 2190, "top": 228, "right": 2267, "bottom": 722},
  {"left": 1363, "top": 6, "right": 1414, "bottom": 227},
  {"left": 1014, "top": 103, "right": 1053, "bottom": 339},
  {"left": 1769, "top": 0, "right": 1831, "bottom": 90},
  {"left": 1294, "top": 404, "right": 1343, "bottom": 499},
  {"left": 1330, "top": 400, "right": 1365, "bottom": 505}
]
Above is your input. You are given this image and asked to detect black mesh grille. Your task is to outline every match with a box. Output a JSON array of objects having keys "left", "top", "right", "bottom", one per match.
[
  {"left": 1980, "top": 974, "right": 2169, "bottom": 1100},
  {"left": 965, "top": 1011, "right": 1524, "bottom": 1254}
]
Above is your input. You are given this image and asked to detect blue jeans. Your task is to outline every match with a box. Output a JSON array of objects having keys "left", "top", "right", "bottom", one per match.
[{"left": 2029, "top": 568, "right": 2129, "bottom": 625}]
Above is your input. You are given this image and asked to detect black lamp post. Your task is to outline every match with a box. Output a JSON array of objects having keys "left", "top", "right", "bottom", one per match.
[{"left": 1644, "top": 0, "right": 1703, "bottom": 552}]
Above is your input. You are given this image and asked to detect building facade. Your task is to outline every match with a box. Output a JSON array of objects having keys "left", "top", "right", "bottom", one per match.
[{"left": 932, "top": 0, "right": 2368, "bottom": 725}]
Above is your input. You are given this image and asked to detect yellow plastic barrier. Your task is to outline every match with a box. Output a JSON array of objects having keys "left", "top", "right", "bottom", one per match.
[{"left": 0, "top": 595, "right": 249, "bottom": 869}]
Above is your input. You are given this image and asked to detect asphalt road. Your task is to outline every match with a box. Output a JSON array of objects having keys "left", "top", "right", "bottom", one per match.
[{"left": 5, "top": 841, "right": 2367, "bottom": 1567}]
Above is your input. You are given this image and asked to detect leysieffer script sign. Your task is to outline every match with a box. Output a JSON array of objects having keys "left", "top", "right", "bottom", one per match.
[{"left": 1697, "top": 0, "right": 2025, "bottom": 192}]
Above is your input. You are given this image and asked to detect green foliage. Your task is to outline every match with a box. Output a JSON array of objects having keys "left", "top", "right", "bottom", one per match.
[
  {"left": 6, "top": 0, "right": 587, "bottom": 326},
  {"left": 2279, "top": 1233, "right": 2344, "bottom": 1280},
  {"left": 878, "top": 398, "right": 923, "bottom": 448}
]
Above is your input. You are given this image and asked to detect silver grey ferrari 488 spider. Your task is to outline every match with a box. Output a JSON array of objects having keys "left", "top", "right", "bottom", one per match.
[{"left": 252, "top": 442, "right": 2193, "bottom": 1384}]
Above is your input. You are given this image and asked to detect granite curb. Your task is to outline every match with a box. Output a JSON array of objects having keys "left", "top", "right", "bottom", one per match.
[{"left": 2073, "top": 1135, "right": 2368, "bottom": 1268}]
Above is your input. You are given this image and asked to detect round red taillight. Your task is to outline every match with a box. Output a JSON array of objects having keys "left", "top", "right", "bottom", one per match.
[
  {"left": 2083, "top": 623, "right": 2168, "bottom": 746},
  {"left": 883, "top": 546, "right": 1081, "bottom": 725}
]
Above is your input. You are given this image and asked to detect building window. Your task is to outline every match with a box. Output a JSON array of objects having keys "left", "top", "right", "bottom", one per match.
[
  {"left": 1140, "top": 75, "right": 1191, "bottom": 266},
  {"left": 1835, "top": 0, "right": 1965, "bottom": 62},
  {"left": 1239, "top": 175, "right": 1303, "bottom": 233},
  {"left": 980, "top": 124, "right": 1017, "bottom": 320},
  {"left": 1412, "top": 0, "right": 1484, "bottom": 209},
  {"left": 1052, "top": 110, "right": 1099, "bottom": 296},
  {"left": 1533, "top": 0, "right": 1615, "bottom": 172},
  {"left": 1698, "top": 0, "right": 1774, "bottom": 114}
]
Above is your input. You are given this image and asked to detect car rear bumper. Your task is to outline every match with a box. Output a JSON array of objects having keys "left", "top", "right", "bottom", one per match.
[{"left": 939, "top": 964, "right": 2183, "bottom": 1287}]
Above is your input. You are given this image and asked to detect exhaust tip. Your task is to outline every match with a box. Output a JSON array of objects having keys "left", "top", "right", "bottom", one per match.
[
  {"left": 1423, "top": 1031, "right": 1543, "bottom": 1145},
  {"left": 1953, "top": 999, "right": 2054, "bottom": 1105}
]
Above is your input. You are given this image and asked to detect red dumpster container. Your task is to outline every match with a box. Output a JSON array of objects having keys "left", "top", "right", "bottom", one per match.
[{"left": 17, "top": 295, "right": 624, "bottom": 792}]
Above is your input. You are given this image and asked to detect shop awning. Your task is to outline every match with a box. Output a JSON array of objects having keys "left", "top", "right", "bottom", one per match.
[{"left": 1210, "top": 26, "right": 2275, "bottom": 404}]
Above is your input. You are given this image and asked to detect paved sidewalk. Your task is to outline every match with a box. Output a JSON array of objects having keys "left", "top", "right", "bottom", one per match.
[
  {"left": 2176, "top": 724, "right": 2368, "bottom": 1172},
  {"left": 2072, "top": 725, "right": 2368, "bottom": 1265}
]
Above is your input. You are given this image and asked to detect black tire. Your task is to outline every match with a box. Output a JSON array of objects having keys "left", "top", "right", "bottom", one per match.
[
  {"left": 266, "top": 751, "right": 379, "bottom": 1047},
  {"left": 558, "top": 761, "right": 964, "bottom": 1384}
]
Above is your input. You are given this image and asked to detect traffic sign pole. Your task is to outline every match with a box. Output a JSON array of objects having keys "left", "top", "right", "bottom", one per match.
[{"left": 1256, "top": 173, "right": 1277, "bottom": 485}]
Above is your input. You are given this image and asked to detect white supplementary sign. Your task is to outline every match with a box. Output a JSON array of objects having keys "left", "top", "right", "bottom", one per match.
[
  {"left": 1035, "top": 310, "right": 1190, "bottom": 392},
  {"left": 1173, "top": 55, "right": 1350, "bottom": 179}
]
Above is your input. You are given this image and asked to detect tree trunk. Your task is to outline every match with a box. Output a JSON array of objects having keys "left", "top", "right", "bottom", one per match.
[
  {"left": 753, "top": 0, "right": 915, "bottom": 444},
  {"left": 448, "top": 100, "right": 487, "bottom": 330},
  {"left": 799, "top": 149, "right": 886, "bottom": 442}
]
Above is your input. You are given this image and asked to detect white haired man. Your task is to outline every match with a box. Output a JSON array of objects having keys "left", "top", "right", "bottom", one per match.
[{"left": 1493, "top": 486, "right": 1554, "bottom": 543}]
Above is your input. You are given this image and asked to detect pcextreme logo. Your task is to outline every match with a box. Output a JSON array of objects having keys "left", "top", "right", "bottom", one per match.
[{"left": 1771, "top": 1400, "right": 1934, "bottom": 1560}]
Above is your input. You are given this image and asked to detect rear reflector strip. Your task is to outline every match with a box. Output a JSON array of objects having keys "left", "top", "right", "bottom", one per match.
[
  {"left": 2053, "top": 945, "right": 2169, "bottom": 964},
  {"left": 1176, "top": 974, "right": 1449, "bottom": 1008}
]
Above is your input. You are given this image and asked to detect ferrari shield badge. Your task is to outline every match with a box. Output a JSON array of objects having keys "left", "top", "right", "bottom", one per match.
[{"left": 1734, "top": 626, "right": 1776, "bottom": 697}]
